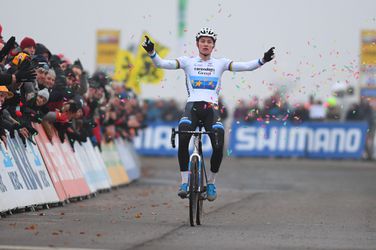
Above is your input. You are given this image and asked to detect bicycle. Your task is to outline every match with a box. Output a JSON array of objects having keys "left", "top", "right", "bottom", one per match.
[{"left": 171, "top": 122, "right": 218, "bottom": 226}]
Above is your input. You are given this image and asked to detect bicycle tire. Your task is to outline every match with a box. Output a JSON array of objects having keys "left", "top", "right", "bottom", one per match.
[
  {"left": 196, "top": 157, "right": 204, "bottom": 225},
  {"left": 189, "top": 156, "right": 199, "bottom": 226}
]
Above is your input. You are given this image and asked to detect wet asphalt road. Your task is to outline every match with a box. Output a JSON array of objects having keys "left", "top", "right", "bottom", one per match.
[{"left": 0, "top": 156, "right": 375, "bottom": 250}]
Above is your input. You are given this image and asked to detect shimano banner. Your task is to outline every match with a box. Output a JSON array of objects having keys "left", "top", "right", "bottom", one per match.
[{"left": 229, "top": 121, "right": 368, "bottom": 159}]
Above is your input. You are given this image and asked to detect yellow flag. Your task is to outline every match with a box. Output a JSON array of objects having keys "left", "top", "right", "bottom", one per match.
[
  {"left": 114, "top": 33, "right": 170, "bottom": 94},
  {"left": 113, "top": 50, "right": 135, "bottom": 82},
  {"left": 132, "top": 32, "right": 170, "bottom": 85}
]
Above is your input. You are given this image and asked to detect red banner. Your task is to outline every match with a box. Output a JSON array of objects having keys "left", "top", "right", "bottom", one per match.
[{"left": 34, "top": 124, "right": 91, "bottom": 199}]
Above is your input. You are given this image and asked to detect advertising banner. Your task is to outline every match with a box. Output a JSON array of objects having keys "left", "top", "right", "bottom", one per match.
[
  {"left": 360, "top": 30, "right": 376, "bottom": 108},
  {"left": 133, "top": 122, "right": 212, "bottom": 156},
  {"left": 96, "top": 29, "right": 120, "bottom": 74},
  {"left": 229, "top": 121, "right": 368, "bottom": 159},
  {"left": 134, "top": 121, "right": 368, "bottom": 159},
  {"left": 115, "top": 139, "right": 141, "bottom": 181},
  {"left": 0, "top": 132, "right": 59, "bottom": 212},
  {"left": 34, "top": 124, "right": 90, "bottom": 199},
  {"left": 74, "top": 141, "right": 111, "bottom": 192},
  {"left": 101, "top": 142, "right": 129, "bottom": 186}
]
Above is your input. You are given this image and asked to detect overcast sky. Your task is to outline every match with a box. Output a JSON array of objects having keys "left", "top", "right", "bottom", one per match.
[{"left": 2, "top": 0, "right": 375, "bottom": 108}]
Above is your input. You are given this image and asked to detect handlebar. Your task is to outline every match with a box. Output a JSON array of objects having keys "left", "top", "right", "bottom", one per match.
[{"left": 171, "top": 128, "right": 219, "bottom": 148}]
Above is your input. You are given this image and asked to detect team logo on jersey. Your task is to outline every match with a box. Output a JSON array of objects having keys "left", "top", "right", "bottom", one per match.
[{"left": 190, "top": 76, "right": 218, "bottom": 90}]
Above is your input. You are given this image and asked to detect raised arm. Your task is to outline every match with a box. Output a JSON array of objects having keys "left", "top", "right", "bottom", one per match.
[
  {"left": 142, "top": 36, "right": 178, "bottom": 70},
  {"left": 229, "top": 47, "right": 275, "bottom": 72}
]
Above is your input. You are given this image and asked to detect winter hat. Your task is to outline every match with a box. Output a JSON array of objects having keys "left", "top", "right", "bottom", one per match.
[
  {"left": 90, "top": 71, "right": 109, "bottom": 87},
  {"left": 32, "top": 54, "right": 49, "bottom": 71},
  {"left": 38, "top": 88, "right": 50, "bottom": 101},
  {"left": 73, "top": 59, "right": 83, "bottom": 70},
  {"left": 20, "top": 37, "right": 36, "bottom": 50},
  {"left": 0, "top": 85, "right": 14, "bottom": 99},
  {"left": 35, "top": 43, "right": 51, "bottom": 60}
]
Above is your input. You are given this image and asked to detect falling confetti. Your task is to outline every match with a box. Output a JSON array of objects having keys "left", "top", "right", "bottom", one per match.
[{"left": 135, "top": 212, "right": 142, "bottom": 219}]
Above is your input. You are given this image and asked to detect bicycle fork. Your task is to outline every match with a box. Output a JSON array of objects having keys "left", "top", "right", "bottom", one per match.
[{"left": 187, "top": 136, "right": 206, "bottom": 197}]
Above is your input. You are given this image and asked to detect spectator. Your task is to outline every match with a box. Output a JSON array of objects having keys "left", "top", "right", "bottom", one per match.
[
  {"left": 0, "top": 24, "right": 3, "bottom": 44},
  {"left": 218, "top": 96, "right": 228, "bottom": 122},
  {"left": 309, "top": 100, "right": 326, "bottom": 121},
  {"left": 233, "top": 99, "right": 248, "bottom": 122},
  {"left": 32, "top": 55, "right": 49, "bottom": 90},
  {"left": 35, "top": 43, "right": 51, "bottom": 61},
  {"left": 246, "top": 96, "right": 261, "bottom": 122},
  {"left": 20, "top": 37, "right": 36, "bottom": 56},
  {"left": 290, "top": 103, "right": 309, "bottom": 123},
  {"left": 162, "top": 99, "right": 181, "bottom": 122},
  {"left": 345, "top": 103, "right": 362, "bottom": 121},
  {"left": 0, "top": 85, "right": 31, "bottom": 145},
  {"left": 326, "top": 97, "right": 341, "bottom": 121},
  {"left": 146, "top": 99, "right": 164, "bottom": 122},
  {"left": 45, "top": 69, "right": 56, "bottom": 89},
  {"left": 359, "top": 98, "right": 374, "bottom": 129},
  {"left": 72, "top": 59, "right": 88, "bottom": 96}
]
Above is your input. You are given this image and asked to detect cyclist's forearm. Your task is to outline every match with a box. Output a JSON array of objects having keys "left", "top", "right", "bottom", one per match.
[
  {"left": 149, "top": 52, "right": 178, "bottom": 69},
  {"left": 229, "top": 59, "right": 264, "bottom": 72}
]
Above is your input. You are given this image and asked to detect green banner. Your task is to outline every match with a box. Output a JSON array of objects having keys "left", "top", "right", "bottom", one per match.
[{"left": 178, "top": 0, "right": 188, "bottom": 38}]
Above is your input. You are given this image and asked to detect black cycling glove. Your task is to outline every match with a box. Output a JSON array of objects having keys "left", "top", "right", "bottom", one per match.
[
  {"left": 263, "top": 47, "right": 275, "bottom": 63},
  {"left": 142, "top": 36, "right": 154, "bottom": 53},
  {"left": 15, "top": 60, "right": 37, "bottom": 82},
  {"left": 0, "top": 36, "right": 16, "bottom": 61}
]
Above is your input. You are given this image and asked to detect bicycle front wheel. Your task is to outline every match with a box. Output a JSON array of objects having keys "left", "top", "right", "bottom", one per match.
[
  {"left": 196, "top": 157, "right": 204, "bottom": 225},
  {"left": 189, "top": 156, "right": 199, "bottom": 226}
]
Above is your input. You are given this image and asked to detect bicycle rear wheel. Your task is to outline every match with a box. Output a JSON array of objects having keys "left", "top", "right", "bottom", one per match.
[
  {"left": 189, "top": 156, "right": 199, "bottom": 226},
  {"left": 196, "top": 158, "right": 204, "bottom": 225}
]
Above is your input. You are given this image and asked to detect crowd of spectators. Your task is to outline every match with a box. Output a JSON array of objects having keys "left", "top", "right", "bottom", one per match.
[
  {"left": 233, "top": 91, "right": 375, "bottom": 128},
  {"left": 141, "top": 96, "right": 228, "bottom": 123},
  {"left": 0, "top": 25, "right": 145, "bottom": 151},
  {"left": 2, "top": 24, "right": 373, "bottom": 156}
]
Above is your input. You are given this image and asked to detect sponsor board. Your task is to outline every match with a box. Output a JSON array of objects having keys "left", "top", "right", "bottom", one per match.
[{"left": 229, "top": 121, "right": 368, "bottom": 159}]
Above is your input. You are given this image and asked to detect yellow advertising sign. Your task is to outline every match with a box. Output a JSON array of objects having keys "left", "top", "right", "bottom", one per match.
[
  {"left": 360, "top": 30, "right": 376, "bottom": 100},
  {"left": 361, "top": 30, "right": 376, "bottom": 65},
  {"left": 96, "top": 30, "right": 120, "bottom": 68},
  {"left": 101, "top": 142, "right": 130, "bottom": 186}
]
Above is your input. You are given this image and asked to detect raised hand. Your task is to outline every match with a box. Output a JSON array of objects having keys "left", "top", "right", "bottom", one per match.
[
  {"left": 0, "top": 36, "right": 16, "bottom": 61},
  {"left": 15, "top": 60, "right": 37, "bottom": 82},
  {"left": 142, "top": 36, "right": 155, "bottom": 53},
  {"left": 263, "top": 47, "right": 275, "bottom": 63}
]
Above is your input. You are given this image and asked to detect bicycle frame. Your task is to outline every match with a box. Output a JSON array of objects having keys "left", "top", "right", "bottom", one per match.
[
  {"left": 188, "top": 131, "right": 204, "bottom": 193},
  {"left": 171, "top": 125, "right": 218, "bottom": 226},
  {"left": 171, "top": 125, "right": 217, "bottom": 194}
]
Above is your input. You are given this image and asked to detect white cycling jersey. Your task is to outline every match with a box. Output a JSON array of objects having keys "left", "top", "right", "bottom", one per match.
[{"left": 150, "top": 52, "right": 264, "bottom": 104}]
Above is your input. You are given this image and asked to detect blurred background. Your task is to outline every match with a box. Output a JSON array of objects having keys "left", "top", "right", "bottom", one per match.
[
  {"left": 1, "top": 0, "right": 375, "bottom": 160},
  {"left": 1, "top": 0, "right": 375, "bottom": 107},
  {"left": 1, "top": 2, "right": 376, "bottom": 247}
]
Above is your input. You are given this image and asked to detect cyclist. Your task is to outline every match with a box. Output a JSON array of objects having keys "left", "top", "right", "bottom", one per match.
[{"left": 142, "top": 28, "right": 275, "bottom": 201}]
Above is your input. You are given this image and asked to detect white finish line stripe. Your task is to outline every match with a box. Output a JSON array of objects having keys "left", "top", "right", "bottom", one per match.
[{"left": 0, "top": 246, "right": 109, "bottom": 250}]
